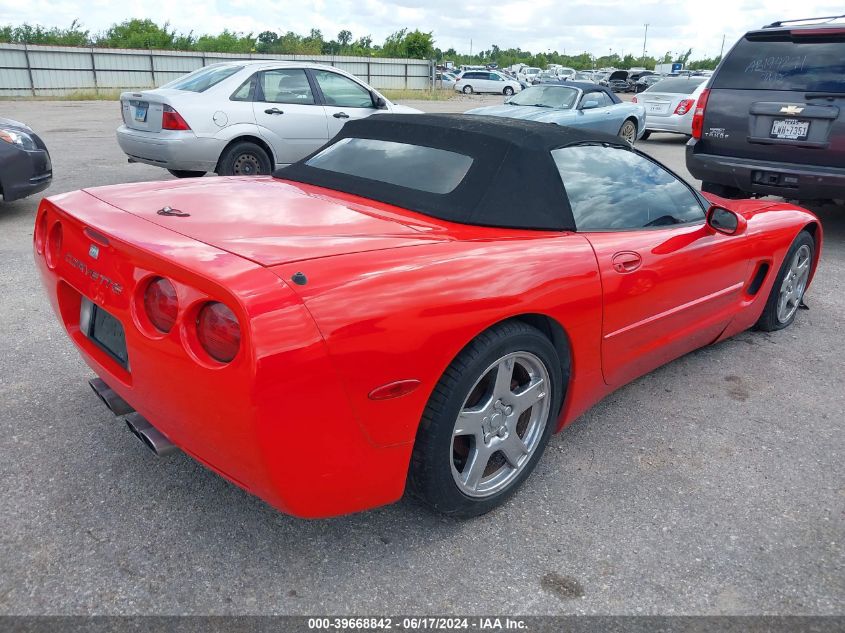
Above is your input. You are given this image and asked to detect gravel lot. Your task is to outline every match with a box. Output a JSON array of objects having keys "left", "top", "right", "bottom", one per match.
[{"left": 0, "top": 96, "right": 842, "bottom": 616}]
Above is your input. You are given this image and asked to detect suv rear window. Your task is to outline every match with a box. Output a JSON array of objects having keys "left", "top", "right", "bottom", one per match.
[
  {"left": 712, "top": 33, "right": 845, "bottom": 92},
  {"left": 163, "top": 65, "right": 243, "bottom": 92},
  {"left": 306, "top": 138, "right": 473, "bottom": 194}
]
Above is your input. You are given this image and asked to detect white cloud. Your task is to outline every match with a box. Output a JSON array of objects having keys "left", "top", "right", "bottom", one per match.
[{"left": 0, "top": 0, "right": 842, "bottom": 59}]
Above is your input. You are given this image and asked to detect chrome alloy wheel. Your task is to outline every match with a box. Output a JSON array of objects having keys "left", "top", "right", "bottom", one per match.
[
  {"left": 777, "top": 244, "right": 811, "bottom": 323},
  {"left": 233, "top": 153, "right": 262, "bottom": 175},
  {"left": 450, "top": 351, "right": 551, "bottom": 498}
]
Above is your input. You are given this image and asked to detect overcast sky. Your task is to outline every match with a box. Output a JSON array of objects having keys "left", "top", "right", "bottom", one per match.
[{"left": 1, "top": 0, "right": 842, "bottom": 59}]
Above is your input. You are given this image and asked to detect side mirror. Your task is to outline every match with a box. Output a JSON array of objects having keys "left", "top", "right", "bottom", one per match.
[
  {"left": 372, "top": 93, "right": 387, "bottom": 109},
  {"left": 706, "top": 205, "right": 746, "bottom": 235},
  {"left": 580, "top": 100, "right": 599, "bottom": 110}
]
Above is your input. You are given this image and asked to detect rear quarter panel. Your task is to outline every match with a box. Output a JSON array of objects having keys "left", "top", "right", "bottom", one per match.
[{"left": 273, "top": 232, "right": 607, "bottom": 447}]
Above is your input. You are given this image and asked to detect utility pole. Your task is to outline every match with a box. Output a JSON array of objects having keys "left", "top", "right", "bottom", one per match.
[
  {"left": 719, "top": 33, "right": 726, "bottom": 59},
  {"left": 642, "top": 23, "right": 649, "bottom": 66},
  {"left": 470, "top": 39, "right": 473, "bottom": 57}
]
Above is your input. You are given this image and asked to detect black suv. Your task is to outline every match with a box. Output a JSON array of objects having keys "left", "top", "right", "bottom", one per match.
[{"left": 686, "top": 16, "right": 845, "bottom": 200}]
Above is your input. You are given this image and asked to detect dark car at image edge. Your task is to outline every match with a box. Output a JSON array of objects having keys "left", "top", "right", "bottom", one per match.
[
  {"left": 0, "top": 117, "right": 52, "bottom": 202},
  {"left": 686, "top": 16, "right": 845, "bottom": 201}
]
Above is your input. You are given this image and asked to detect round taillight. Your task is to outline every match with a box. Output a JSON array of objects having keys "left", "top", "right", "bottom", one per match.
[
  {"left": 196, "top": 302, "right": 240, "bottom": 363},
  {"left": 46, "top": 221, "right": 63, "bottom": 269},
  {"left": 143, "top": 277, "right": 178, "bottom": 333}
]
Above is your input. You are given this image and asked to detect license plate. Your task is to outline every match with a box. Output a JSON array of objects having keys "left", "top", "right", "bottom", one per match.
[
  {"left": 771, "top": 119, "right": 809, "bottom": 140},
  {"left": 81, "top": 298, "right": 129, "bottom": 368},
  {"left": 134, "top": 104, "right": 148, "bottom": 122},
  {"left": 647, "top": 103, "right": 668, "bottom": 114}
]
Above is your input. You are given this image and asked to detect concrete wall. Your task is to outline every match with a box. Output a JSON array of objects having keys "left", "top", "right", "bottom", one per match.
[{"left": 0, "top": 43, "right": 434, "bottom": 96}]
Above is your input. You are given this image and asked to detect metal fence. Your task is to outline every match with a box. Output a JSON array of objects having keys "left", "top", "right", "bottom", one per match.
[{"left": 0, "top": 43, "right": 434, "bottom": 96}]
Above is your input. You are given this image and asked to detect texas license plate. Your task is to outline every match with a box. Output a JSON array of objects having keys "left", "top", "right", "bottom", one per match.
[
  {"left": 771, "top": 119, "right": 809, "bottom": 140},
  {"left": 134, "top": 104, "right": 148, "bottom": 122},
  {"left": 81, "top": 298, "right": 129, "bottom": 368}
]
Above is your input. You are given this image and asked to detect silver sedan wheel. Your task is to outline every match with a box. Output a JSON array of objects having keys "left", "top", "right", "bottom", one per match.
[
  {"left": 450, "top": 351, "right": 551, "bottom": 498},
  {"left": 233, "top": 152, "right": 262, "bottom": 176},
  {"left": 777, "top": 244, "right": 811, "bottom": 323}
]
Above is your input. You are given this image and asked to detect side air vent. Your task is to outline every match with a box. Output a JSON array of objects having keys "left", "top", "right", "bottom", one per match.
[{"left": 747, "top": 262, "right": 771, "bottom": 295}]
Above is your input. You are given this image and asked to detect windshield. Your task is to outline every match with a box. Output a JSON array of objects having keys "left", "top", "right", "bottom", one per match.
[
  {"left": 508, "top": 85, "right": 579, "bottom": 108},
  {"left": 162, "top": 64, "right": 243, "bottom": 92}
]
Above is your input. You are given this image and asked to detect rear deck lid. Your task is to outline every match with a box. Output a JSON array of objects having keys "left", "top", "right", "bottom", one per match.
[{"left": 82, "top": 177, "right": 446, "bottom": 266}]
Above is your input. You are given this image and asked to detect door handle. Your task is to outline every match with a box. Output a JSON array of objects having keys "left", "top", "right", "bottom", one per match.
[
  {"left": 264, "top": 108, "right": 284, "bottom": 115},
  {"left": 611, "top": 251, "right": 643, "bottom": 273},
  {"left": 333, "top": 112, "right": 350, "bottom": 119}
]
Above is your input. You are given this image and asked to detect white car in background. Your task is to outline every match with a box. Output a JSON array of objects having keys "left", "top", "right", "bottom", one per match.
[
  {"left": 454, "top": 70, "right": 522, "bottom": 95},
  {"left": 436, "top": 71, "right": 458, "bottom": 89},
  {"left": 633, "top": 75, "right": 709, "bottom": 139},
  {"left": 554, "top": 67, "right": 577, "bottom": 80},
  {"left": 116, "top": 61, "right": 421, "bottom": 178},
  {"left": 517, "top": 67, "right": 541, "bottom": 84}
]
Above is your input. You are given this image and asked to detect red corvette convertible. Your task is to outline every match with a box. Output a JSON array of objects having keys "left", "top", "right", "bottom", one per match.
[{"left": 34, "top": 114, "right": 821, "bottom": 518}]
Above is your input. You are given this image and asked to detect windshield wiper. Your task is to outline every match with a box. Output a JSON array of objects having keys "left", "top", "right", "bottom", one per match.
[{"left": 528, "top": 103, "right": 552, "bottom": 108}]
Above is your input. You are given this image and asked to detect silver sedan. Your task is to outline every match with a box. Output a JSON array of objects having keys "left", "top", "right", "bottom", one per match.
[
  {"left": 117, "top": 61, "right": 421, "bottom": 178},
  {"left": 634, "top": 76, "right": 708, "bottom": 139}
]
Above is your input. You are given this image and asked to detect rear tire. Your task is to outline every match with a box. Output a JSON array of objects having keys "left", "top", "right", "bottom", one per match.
[
  {"left": 701, "top": 181, "right": 746, "bottom": 200},
  {"left": 167, "top": 169, "right": 206, "bottom": 178},
  {"left": 408, "top": 321, "right": 562, "bottom": 518},
  {"left": 618, "top": 119, "right": 637, "bottom": 145},
  {"left": 462, "top": 85, "right": 474, "bottom": 94},
  {"left": 216, "top": 141, "right": 272, "bottom": 177},
  {"left": 755, "top": 230, "right": 815, "bottom": 332},
  {"left": 503, "top": 86, "right": 514, "bottom": 96}
]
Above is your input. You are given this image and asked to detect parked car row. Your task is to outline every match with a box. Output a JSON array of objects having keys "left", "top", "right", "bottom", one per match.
[{"left": 6, "top": 15, "right": 844, "bottom": 206}]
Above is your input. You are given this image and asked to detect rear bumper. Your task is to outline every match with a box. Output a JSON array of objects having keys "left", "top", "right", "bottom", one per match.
[
  {"left": 33, "top": 193, "right": 412, "bottom": 518},
  {"left": 0, "top": 145, "right": 52, "bottom": 202},
  {"left": 116, "top": 126, "right": 223, "bottom": 172},
  {"left": 645, "top": 112, "right": 693, "bottom": 135},
  {"left": 686, "top": 140, "right": 845, "bottom": 199}
]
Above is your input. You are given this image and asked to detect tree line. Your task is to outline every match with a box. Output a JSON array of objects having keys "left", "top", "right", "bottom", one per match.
[{"left": 0, "top": 19, "right": 721, "bottom": 69}]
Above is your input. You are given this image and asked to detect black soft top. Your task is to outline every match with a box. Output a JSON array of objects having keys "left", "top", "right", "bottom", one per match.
[
  {"left": 562, "top": 81, "right": 622, "bottom": 104},
  {"left": 275, "top": 113, "right": 623, "bottom": 231}
]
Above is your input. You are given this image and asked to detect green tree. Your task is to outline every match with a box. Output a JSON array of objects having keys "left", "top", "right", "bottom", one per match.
[
  {"left": 404, "top": 29, "right": 434, "bottom": 59},
  {"left": 338, "top": 30, "right": 352, "bottom": 47},
  {"left": 256, "top": 30, "right": 278, "bottom": 53},
  {"left": 195, "top": 30, "right": 254, "bottom": 53},
  {"left": 97, "top": 19, "right": 177, "bottom": 49}
]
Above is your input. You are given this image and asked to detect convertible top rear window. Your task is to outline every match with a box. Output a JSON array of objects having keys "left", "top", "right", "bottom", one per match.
[
  {"left": 306, "top": 138, "right": 473, "bottom": 194},
  {"left": 275, "top": 114, "right": 629, "bottom": 231}
]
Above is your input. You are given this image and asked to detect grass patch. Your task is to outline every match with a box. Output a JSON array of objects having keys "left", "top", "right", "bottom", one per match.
[
  {"left": 381, "top": 88, "right": 454, "bottom": 102},
  {"left": 0, "top": 89, "right": 123, "bottom": 101}
]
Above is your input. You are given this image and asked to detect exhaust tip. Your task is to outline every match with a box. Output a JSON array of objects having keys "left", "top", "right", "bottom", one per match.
[
  {"left": 125, "top": 412, "right": 177, "bottom": 457},
  {"left": 89, "top": 378, "right": 134, "bottom": 416}
]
